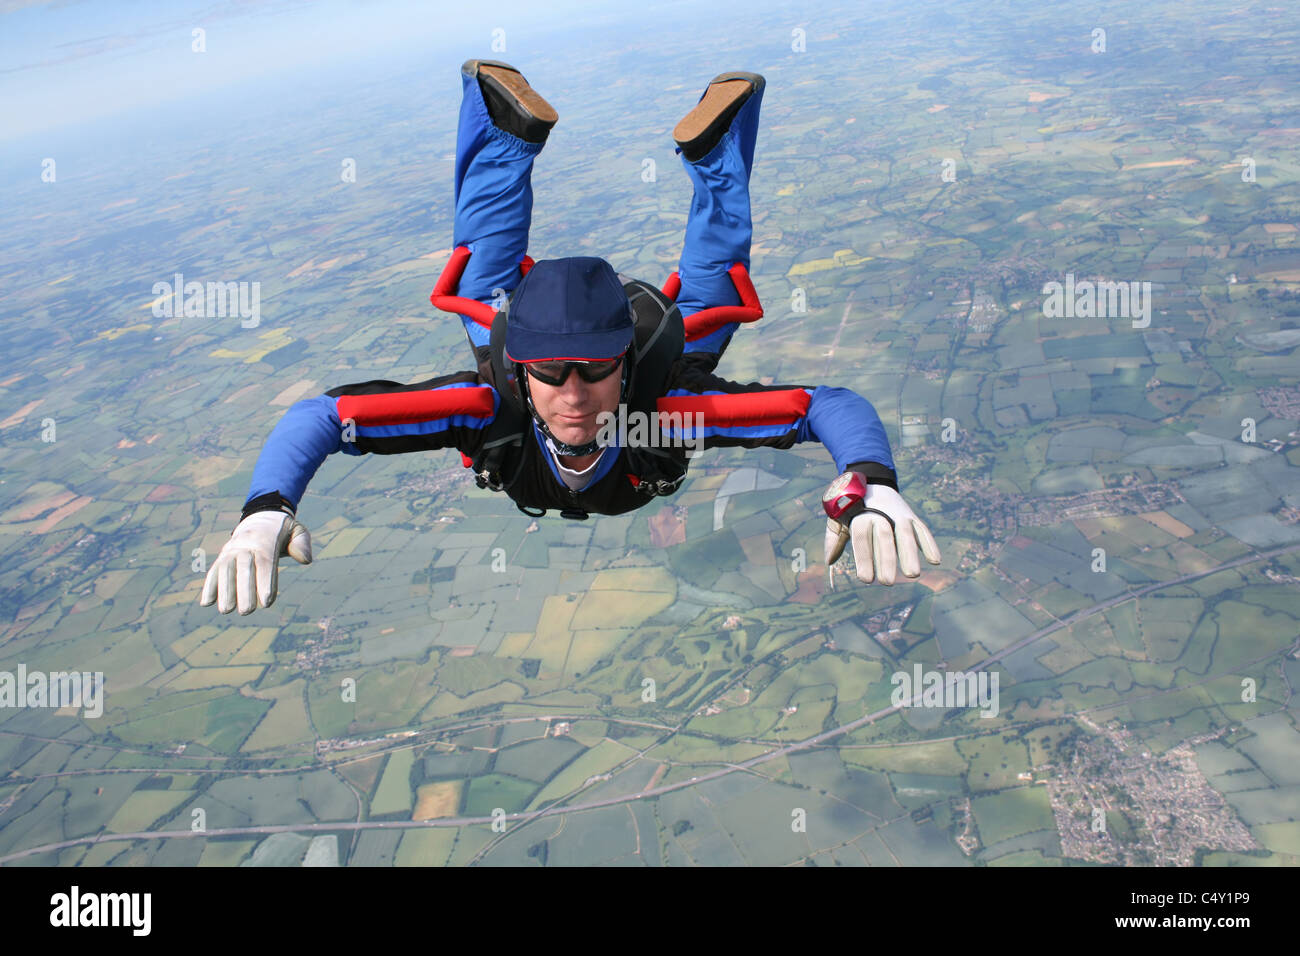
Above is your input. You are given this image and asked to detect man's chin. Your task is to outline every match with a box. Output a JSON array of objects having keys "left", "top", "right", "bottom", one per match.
[{"left": 549, "top": 421, "right": 598, "bottom": 447}]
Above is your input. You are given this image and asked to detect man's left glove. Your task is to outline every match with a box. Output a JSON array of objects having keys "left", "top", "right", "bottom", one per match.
[{"left": 822, "top": 471, "right": 941, "bottom": 585}]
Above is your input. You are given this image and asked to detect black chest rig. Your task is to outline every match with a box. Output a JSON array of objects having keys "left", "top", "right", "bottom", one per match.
[{"left": 467, "top": 277, "right": 689, "bottom": 521}]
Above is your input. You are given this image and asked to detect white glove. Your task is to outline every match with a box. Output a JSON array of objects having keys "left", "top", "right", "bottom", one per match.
[
  {"left": 824, "top": 484, "right": 941, "bottom": 585},
  {"left": 199, "top": 511, "right": 313, "bottom": 615}
]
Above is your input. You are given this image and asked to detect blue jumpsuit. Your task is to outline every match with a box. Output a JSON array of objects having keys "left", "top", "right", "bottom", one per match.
[{"left": 239, "top": 68, "right": 898, "bottom": 520}]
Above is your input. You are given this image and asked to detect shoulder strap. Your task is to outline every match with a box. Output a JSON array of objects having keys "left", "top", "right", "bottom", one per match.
[
  {"left": 620, "top": 279, "right": 689, "bottom": 497},
  {"left": 469, "top": 310, "right": 528, "bottom": 492},
  {"left": 622, "top": 278, "right": 683, "bottom": 418}
]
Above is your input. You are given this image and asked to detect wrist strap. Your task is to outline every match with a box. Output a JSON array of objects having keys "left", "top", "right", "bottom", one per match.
[
  {"left": 240, "top": 491, "right": 295, "bottom": 526},
  {"left": 845, "top": 460, "right": 899, "bottom": 492}
]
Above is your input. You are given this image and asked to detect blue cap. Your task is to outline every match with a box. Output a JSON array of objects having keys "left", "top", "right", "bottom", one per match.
[{"left": 504, "top": 257, "right": 634, "bottom": 362}]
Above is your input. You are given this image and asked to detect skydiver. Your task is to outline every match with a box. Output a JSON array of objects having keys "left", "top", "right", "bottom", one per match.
[{"left": 200, "top": 60, "right": 941, "bottom": 615}]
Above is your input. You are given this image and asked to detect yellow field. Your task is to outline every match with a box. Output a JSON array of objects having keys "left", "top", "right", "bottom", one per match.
[
  {"left": 527, "top": 739, "right": 636, "bottom": 809},
  {"left": 174, "top": 456, "right": 243, "bottom": 489},
  {"left": 564, "top": 629, "right": 630, "bottom": 675},
  {"left": 788, "top": 249, "right": 871, "bottom": 275},
  {"left": 229, "top": 627, "right": 278, "bottom": 665},
  {"left": 525, "top": 594, "right": 578, "bottom": 671},
  {"left": 494, "top": 632, "right": 534, "bottom": 658},
  {"left": 840, "top": 739, "right": 967, "bottom": 775},
  {"left": 106, "top": 790, "right": 193, "bottom": 833},
  {"left": 270, "top": 379, "right": 318, "bottom": 406},
  {"left": 1254, "top": 822, "right": 1300, "bottom": 855},
  {"left": 395, "top": 828, "right": 456, "bottom": 866},
  {"left": 80, "top": 841, "right": 136, "bottom": 866},
  {"left": 93, "top": 322, "right": 152, "bottom": 342},
  {"left": 413, "top": 781, "right": 461, "bottom": 820},
  {"left": 590, "top": 566, "right": 677, "bottom": 592},
  {"left": 1036, "top": 639, "right": 1097, "bottom": 673},
  {"left": 572, "top": 590, "right": 674, "bottom": 630},
  {"left": 208, "top": 327, "right": 293, "bottom": 364},
  {"left": 371, "top": 748, "right": 415, "bottom": 815},
  {"left": 318, "top": 526, "right": 373, "bottom": 559},
  {"left": 1139, "top": 510, "right": 1195, "bottom": 539},
  {"left": 165, "top": 665, "right": 267, "bottom": 691},
  {"left": 186, "top": 628, "right": 252, "bottom": 667},
  {"left": 92, "top": 569, "right": 136, "bottom": 600},
  {"left": 573, "top": 571, "right": 675, "bottom": 631},
  {"left": 242, "top": 679, "right": 314, "bottom": 752},
  {"left": 336, "top": 752, "right": 386, "bottom": 795},
  {"left": 199, "top": 839, "right": 257, "bottom": 867},
  {"left": 1123, "top": 158, "right": 1198, "bottom": 170},
  {"left": 153, "top": 585, "right": 202, "bottom": 609},
  {"left": 170, "top": 625, "right": 220, "bottom": 661},
  {"left": 421, "top": 681, "right": 526, "bottom": 719}
]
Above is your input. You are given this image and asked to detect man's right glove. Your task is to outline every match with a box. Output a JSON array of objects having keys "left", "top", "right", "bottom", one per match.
[
  {"left": 823, "top": 471, "right": 941, "bottom": 585},
  {"left": 199, "top": 511, "right": 313, "bottom": 615}
]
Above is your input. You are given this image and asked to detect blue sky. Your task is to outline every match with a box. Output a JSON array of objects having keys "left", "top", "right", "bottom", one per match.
[{"left": 0, "top": 0, "right": 644, "bottom": 141}]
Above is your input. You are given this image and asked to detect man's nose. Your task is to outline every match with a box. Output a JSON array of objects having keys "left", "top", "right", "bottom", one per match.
[{"left": 557, "top": 371, "right": 589, "bottom": 398}]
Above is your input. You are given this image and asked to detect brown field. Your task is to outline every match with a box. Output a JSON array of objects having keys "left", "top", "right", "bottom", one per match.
[
  {"left": 648, "top": 505, "right": 686, "bottom": 547},
  {"left": 413, "top": 781, "right": 462, "bottom": 821},
  {"left": 1139, "top": 510, "right": 1195, "bottom": 539},
  {"left": 738, "top": 532, "right": 777, "bottom": 566},
  {"left": 0, "top": 398, "right": 44, "bottom": 429},
  {"left": 35, "top": 495, "right": 94, "bottom": 533},
  {"left": 270, "top": 379, "right": 318, "bottom": 406},
  {"left": 1123, "top": 158, "right": 1197, "bottom": 170}
]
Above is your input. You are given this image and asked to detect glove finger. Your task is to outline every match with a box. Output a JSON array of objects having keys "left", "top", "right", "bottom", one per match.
[
  {"left": 895, "top": 518, "right": 922, "bottom": 579},
  {"left": 200, "top": 559, "right": 219, "bottom": 607},
  {"left": 235, "top": 550, "right": 256, "bottom": 615},
  {"left": 865, "top": 514, "right": 898, "bottom": 585},
  {"left": 217, "top": 555, "right": 236, "bottom": 614},
  {"left": 824, "top": 518, "right": 849, "bottom": 566},
  {"left": 286, "top": 522, "right": 312, "bottom": 565},
  {"left": 849, "top": 514, "right": 875, "bottom": 584},
  {"left": 254, "top": 548, "right": 277, "bottom": 609},
  {"left": 914, "top": 516, "right": 942, "bottom": 565}
]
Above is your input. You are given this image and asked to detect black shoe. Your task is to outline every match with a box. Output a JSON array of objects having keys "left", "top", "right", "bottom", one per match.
[
  {"left": 673, "top": 71, "right": 764, "bottom": 162},
  {"left": 462, "top": 59, "right": 557, "bottom": 145}
]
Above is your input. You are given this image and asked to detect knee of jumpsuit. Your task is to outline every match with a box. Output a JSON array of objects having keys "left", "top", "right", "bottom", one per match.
[{"left": 451, "top": 65, "right": 546, "bottom": 349}]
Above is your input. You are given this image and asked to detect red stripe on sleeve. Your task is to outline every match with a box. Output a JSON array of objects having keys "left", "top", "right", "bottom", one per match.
[
  {"left": 336, "top": 387, "right": 496, "bottom": 426},
  {"left": 657, "top": 388, "right": 810, "bottom": 427}
]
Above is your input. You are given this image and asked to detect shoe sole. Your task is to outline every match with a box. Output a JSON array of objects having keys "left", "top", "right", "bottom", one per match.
[
  {"left": 469, "top": 60, "right": 558, "bottom": 125},
  {"left": 673, "top": 72, "right": 764, "bottom": 150}
]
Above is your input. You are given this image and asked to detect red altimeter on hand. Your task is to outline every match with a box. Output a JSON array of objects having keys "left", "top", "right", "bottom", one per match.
[{"left": 822, "top": 470, "right": 870, "bottom": 523}]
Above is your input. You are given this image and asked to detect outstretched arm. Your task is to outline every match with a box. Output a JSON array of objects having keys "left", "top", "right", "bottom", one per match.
[
  {"left": 203, "top": 370, "right": 498, "bottom": 615},
  {"left": 659, "top": 364, "right": 897, "bottom": 485},
  {"left": 660, "top": 363, "right": 939, "bottom": 585},
  {"left": 241, "top": 371, "right": 496, "bottom": 520}
]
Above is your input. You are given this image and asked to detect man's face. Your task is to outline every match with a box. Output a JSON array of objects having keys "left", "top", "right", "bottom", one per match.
[{"left": 523, "top": 358, "right": 624, "bottom": 447}]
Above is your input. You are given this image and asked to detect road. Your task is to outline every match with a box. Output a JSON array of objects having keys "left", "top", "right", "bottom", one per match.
[{"left": 2, "top": 541, "right": 1296, "bottom": 865}]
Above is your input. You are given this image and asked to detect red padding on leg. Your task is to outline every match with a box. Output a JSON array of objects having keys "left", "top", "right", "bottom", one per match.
[
  {"left": 681, "top": 262, "right": 764, "bottom": 341},
  {"left": 662, "top": 272, "right": 682, "bottom": 302},
  {"left": 430, "top": 245, "right": 534, "bottom": 331}
]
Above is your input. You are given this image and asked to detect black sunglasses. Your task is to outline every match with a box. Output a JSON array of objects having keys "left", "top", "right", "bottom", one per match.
[{"left": 521, "top": 354, "right": 624, "bottom": 386}]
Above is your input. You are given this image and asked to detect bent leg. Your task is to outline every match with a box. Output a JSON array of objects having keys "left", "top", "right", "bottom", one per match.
[
  {"left": 452, "top": 65, "right": 545, "bottom": 350},
  {"left": 675, "top": 82, "right": 764, "bottom": 360}
]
